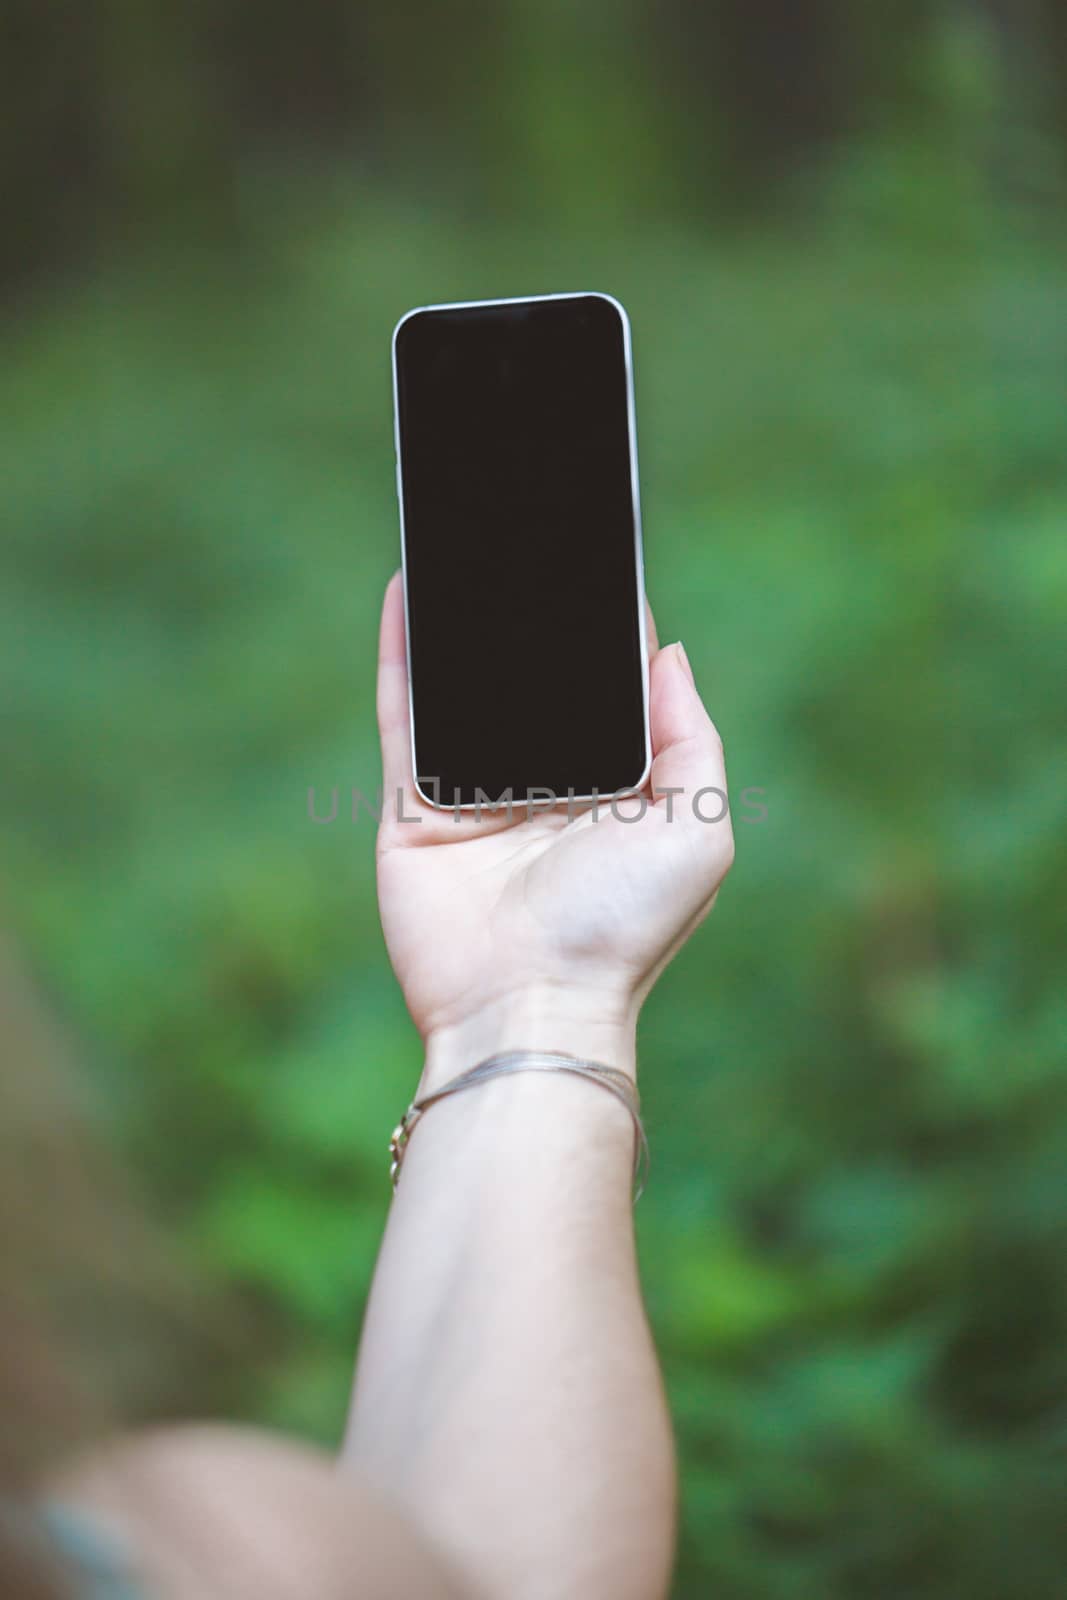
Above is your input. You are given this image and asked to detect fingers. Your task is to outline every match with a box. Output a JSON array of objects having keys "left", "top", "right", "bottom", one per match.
[
  {"left": 647, "top": 643, "right": 731, "bottom": 837},
  {"left": 377, "top": 571, "right": 416, "bottom": 808},
  {"left": 644, "top": 593, "right": 660, "bottom": 657},
  {"left": 379, "top": 575, "right": 723, "bottom": 849}
]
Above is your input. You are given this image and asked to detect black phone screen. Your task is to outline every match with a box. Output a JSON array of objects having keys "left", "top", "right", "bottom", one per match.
[{"left": 393, "top": 293, "right": 648, "bottom": 809}]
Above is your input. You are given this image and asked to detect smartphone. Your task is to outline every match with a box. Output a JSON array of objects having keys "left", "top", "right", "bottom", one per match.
[{"left": 392, "top": 292, "right": 650, "bottom": 809}]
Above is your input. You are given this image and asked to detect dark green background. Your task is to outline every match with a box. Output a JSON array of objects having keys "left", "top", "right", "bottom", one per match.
[{"left": 3, "top": 5, "right": 1066, "bottom": 1595}]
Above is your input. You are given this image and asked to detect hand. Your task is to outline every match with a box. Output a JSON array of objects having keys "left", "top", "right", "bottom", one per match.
[{"left": 375, "top": 573, "right": 733, "bottom": 1089}]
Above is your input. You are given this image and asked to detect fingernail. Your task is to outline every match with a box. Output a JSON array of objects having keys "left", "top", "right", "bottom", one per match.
[{"left": 675, "top": 641, "right": 695, "bottom": 686}]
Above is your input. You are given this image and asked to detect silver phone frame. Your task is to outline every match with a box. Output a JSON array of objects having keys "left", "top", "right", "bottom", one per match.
[{"left": 391, "top": 290, "right": 652, "bottom": 812}]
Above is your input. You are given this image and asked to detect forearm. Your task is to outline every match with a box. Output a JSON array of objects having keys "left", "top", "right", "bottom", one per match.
[{"left": 342, "top": 1010, "right": 676, "bottom": 1600}]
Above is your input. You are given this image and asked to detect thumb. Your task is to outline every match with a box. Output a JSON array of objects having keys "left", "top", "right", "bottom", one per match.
[{"left": 376, "top": 571, "right": 419, "bottom": 815}]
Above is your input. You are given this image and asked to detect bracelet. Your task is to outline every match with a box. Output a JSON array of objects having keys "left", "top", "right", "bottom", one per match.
[{"left": 388, "top": 1050, "right": 649, "bottom": 1203}]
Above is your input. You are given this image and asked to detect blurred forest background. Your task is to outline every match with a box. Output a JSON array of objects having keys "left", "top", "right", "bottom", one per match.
[{"left": 3, "top": 2, "right": 1067, "bottom": 1595}]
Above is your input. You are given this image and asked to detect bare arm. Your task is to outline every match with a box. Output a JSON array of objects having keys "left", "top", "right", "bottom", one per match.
[
  {"left": 344, "top": 1018, "right": 672, "bottom": 1600},
  {"left": 341, "top": 577, "right": 734, "bottom": 1600},
  {"left": 38, "top": 578, "right": 730, "bottom": 1600}
]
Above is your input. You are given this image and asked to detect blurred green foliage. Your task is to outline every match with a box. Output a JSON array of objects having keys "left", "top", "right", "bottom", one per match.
[{"left": 4, "top": 3, "right": 1067, "bottom": 1596}]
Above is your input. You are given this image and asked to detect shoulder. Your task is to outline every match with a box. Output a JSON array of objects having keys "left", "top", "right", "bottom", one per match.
[{"left": 47, "top": 1424, "right": 475, "bottom": 1600}]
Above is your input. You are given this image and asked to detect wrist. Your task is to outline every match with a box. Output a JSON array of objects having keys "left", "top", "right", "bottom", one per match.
[{"left": 419, "top": 986, "right": 638, "bottom": 1097}]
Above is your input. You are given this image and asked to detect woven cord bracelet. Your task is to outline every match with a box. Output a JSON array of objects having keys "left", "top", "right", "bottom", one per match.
[{"left": 389, "top": 1049, "right": 650, "bottom": 1203}]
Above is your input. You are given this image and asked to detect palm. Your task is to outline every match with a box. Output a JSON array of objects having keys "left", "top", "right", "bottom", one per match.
[
  {"left": 379, "top": 800, "right": 712, "bottom": 1037},
  {"left": 374, "top": 574, "right": 732, "bottom": 1046}
]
